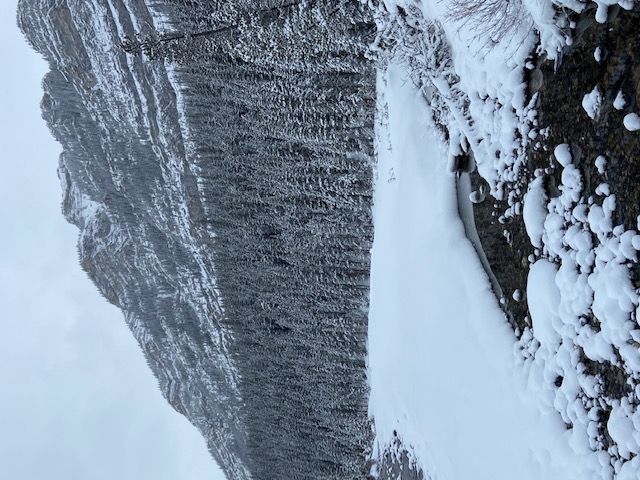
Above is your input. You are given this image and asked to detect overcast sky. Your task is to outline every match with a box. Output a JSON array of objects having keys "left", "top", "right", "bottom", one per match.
[{"left": 0, "top": 2, "right": 226, "bottom": 479}]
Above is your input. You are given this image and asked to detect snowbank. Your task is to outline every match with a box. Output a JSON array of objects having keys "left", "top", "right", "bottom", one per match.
[
  {"left": 368, "top": 64, "right": 597, "bottom": 480},
  {"left": 370, "top": 1, "right": 640, "bottom": 477},
  {"left": 523, "top": 177, "right": 548, "bottom": 249}
]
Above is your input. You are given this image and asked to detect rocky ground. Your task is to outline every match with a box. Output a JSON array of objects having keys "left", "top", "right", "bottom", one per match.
[
  {"left": 471, "top": 3, "right": 640, "bottom": 468},
  {"left": 475, "top": 5, "right": 640, "bottom": 399}
]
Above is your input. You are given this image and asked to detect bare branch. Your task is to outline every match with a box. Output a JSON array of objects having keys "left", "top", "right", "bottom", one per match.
[{"left": 446, "top": 0, "right": 529, "bottom": 44}]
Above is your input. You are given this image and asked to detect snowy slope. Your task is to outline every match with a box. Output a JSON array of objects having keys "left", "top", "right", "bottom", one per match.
[{"left": 369, "top": 63, "right": 598, "bottom": 480}]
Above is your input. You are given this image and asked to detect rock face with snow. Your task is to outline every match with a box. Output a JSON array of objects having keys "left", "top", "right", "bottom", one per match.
[
  {"left": 18, "top": 1, "right": 251, "bottom": 477},
  {"left": 18, "top": 0, "right": 376, "bottom": 479}
]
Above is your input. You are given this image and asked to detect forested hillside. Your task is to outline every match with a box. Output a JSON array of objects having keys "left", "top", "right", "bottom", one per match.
[
  {"left": 18, "top": 0, "right": 377, "bottom": 478},
  {"left": 153, "top": 2, "right": 377, "bottom": 478}
]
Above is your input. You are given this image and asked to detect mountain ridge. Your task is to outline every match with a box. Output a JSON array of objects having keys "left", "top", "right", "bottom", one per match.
[
  {"left": 18, "top": 1, "right": 377, "bottom": 478},
  {"left": 18, "top": 1, "right": 251, "bottom": 478}
]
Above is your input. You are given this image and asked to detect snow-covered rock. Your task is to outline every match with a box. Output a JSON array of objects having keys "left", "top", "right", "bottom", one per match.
[
  {"left": 582, "top": 86, "right": 603, "bottom": 120},
  {"left": 527, "top": 259, "right": 562, "bottom": 350},
  {"left": 554, "top": 143, "right": 572, "bottom": 167},
  {"left": 523, "top": 177, "right": 548, "bottom": 248},
  {"left": 623, "top": 113, "right": 640, "bottom": 131}
]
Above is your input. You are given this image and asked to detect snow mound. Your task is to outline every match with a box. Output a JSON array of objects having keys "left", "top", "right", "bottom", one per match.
[
  {"left": 554, "top": 144, "right": 572, "bottom": 167},
  {"left": 523, "top": 176, "right": 548, "bottom": 248},
  {"left": 623, "top": 113, "right": 640, "bottom": 132},
  {"left": 613, "top": 91, "right": 627, "bottom": 110},
  {"left": 528, "top": 259, "right": 562, "bottom": 350},
  {"left": 582, "top": 86, "right": 603, "bottom": 120}
]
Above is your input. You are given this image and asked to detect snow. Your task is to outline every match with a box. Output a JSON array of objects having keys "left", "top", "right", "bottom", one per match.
[
  {"left": 595, "top": 1, "right": 611, "bottom": 23},
  {"left": 468, "top": 185, "right": 486, "bottom": 204},
  {"left": 582, "top": 86, "right": 603, "bottom": 120},
  {"left": 369, "top": 1, "right": 640, "bottom": 478},
  {"left": 523, "top": 176, "right": 548, "bottom": 248},
  {"left": 619, "top": 457, "right": 640, "bottom": 480},
  {"left": 528, "top": 259, "right": 562, "bottom": 350},
  {"left": 519, "top": 132, "right": 640, "bottom": 478},
  {"left": 595, "top": 46, "right": 604, "bottom": 62},
  {"left": 368, "top": 64, "right": 597, "bottom": 480},
  {"left": 608, "top": 402, "right": 640, "bottom": 458},
  {"left": 623, "top": 113, "right": 640, "bottom": 132},
  {"left": 554, "top": 143, "right": 572, "bottom": 167},
  {"left": 614, "top": 91, "right": 627, "bottom": 110}
]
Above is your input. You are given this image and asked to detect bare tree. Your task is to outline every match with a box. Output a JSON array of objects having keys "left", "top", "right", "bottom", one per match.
[{"left": 446, "top": 0, "right": 531, "bottom": 44}]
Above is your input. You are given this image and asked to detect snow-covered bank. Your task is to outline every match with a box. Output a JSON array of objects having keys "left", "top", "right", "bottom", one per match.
[
  {"left": 368, "top": 64, "right": 597, "bottom": 479},
  {"left": 368, "top": 1, "right": 640, "bottom": 478}
]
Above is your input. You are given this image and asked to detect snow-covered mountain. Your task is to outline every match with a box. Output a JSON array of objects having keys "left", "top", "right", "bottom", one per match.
[
  {"left": 18, "top": 1, "right": 376, "bottom": 479},
  {"left": 18, "top": 1, "right": 253, "bottom": 478}
]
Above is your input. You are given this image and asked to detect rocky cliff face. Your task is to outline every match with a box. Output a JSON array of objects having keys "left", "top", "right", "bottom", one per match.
[
  {"left": 19, "top": 0, "right": 254, "bottom": 478},
  {"left": 18, "top": 1, "right": 376, "bottom": 479}
]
